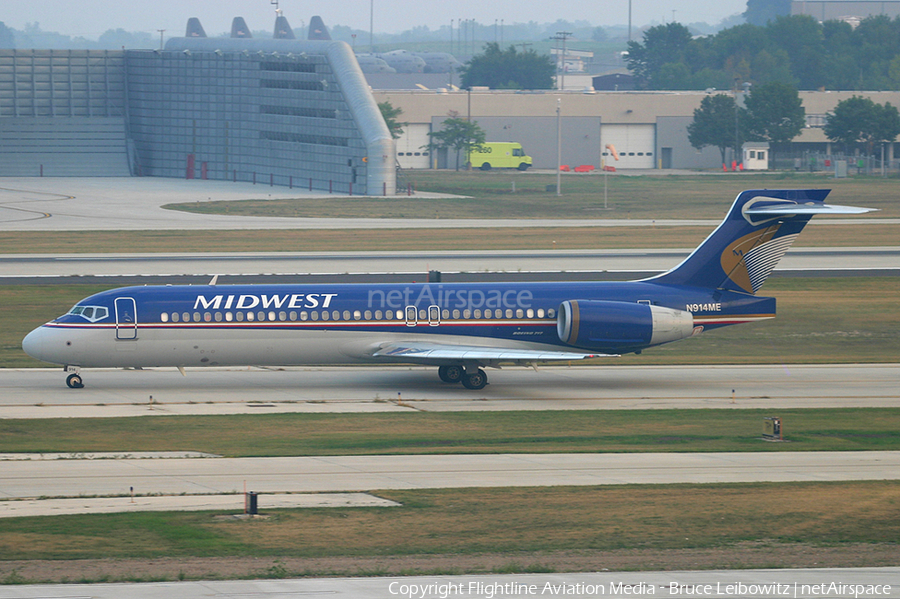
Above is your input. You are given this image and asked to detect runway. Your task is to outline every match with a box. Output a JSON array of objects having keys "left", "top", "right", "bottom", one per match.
[
  {"left": 2, "top": 364, "right": 899, "bottom": 419},
  {"left": 4, "top": 569, "right": 898, "bottom": 599},
  {"left": 3, "top": 247, "right": 899, "bottom": 280},
  {"left": 3, "top": 451, "right": 898, "bottom": 500}
]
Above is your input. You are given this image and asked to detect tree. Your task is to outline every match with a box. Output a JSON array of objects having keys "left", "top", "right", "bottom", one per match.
[
  {"left": 743, "top": 0, "right": 791, "bottom": 26},
  {"left": 742, "top": 81, "right": 805, "bottom": 144},
  {"left": 765, "top": 15, "right": 826, "bottom": 90},
  {"left": 427, "top": 114, "right": 487, "bottom": 170},
  {"left": 0, "top": 22, "right": 15, "bottom": 49},
  {"left": 687, "top": 94, "right": 743, "bottom": 164},
  {"left": 377, "top": 101, "right": 405, "bottom": 140},
  {"left": 460, "top": 42, "right": 554, "bottom": 90},
  {"left": 625, "top": 23, "right": 693, "bottom": 89},
  {"left": 824, "top": 96, "right": 900, "bottom": 154}
]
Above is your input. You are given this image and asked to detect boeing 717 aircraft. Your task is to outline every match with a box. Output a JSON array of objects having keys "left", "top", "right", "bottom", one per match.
[{"left": 23, "top": 189, "right": 872, "bottom": 390}]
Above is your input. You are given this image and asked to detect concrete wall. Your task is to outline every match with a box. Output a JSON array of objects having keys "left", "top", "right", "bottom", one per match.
[{"left": 656, "top": 116, "right": 722, "bottom": 170}]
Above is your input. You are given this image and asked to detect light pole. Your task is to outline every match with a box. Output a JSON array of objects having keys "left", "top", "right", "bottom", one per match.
[
  {"left": 556, "top": 98, "right": 562, "bottom": 197},
  {"left": 734, "top": 77, "right": 740, "bottom": 170},
  {"left": 369, "top": 0, "right": 374, "bottom": 52}
]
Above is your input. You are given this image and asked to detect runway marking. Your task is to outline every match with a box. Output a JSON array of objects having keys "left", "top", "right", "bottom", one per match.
[{"left": 0, "top": 185, "right": 76, "bottom": 223}]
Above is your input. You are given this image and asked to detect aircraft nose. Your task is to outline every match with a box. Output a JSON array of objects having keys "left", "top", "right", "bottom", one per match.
[{"left": 22, "top": 327, "right": 45, "bottom": 361}]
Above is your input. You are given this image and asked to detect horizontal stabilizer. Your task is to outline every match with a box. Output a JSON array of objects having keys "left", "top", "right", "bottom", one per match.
[{"left": 745, "top": 203, "right": 877, "bottom": 215}]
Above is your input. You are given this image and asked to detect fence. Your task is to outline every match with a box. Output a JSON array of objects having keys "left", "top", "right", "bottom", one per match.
[{"left": 772, "top": 150, "right": 899, "bottom": 175}]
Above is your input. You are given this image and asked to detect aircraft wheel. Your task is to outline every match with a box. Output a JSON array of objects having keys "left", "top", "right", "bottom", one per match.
[
  {"left": 438, "top": 365, "right": 463, "bottom": 384},
  {"left": 461, "top": 369, "right": 488, "bottom": 390},
  {"left": 66, "top": 373, "right": 84, "bottom": 389},
  {"left": 480, "top": 162, "right": 492, "bottom": 171}
]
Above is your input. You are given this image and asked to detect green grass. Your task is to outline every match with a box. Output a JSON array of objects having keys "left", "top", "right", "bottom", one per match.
[
  {"left": 4, "top": 277, "right": 898, "bottom": 368},
  {"left": 165, "top": 172, "right": 900, "bottom": 220},
  {"left": 1, "top": 482, "right": 897, "bottom": 561},
  {"left": 0, "top": 223, "right": 896, "bottom": 254},
  {"left": 2, "top": 409, "right": 899, "bottom": 457}
]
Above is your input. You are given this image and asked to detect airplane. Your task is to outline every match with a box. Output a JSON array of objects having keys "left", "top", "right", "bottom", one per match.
[
  {"left": 22, "top": 189, "right": 872, "bottom": 391},
  {"left": 411, "top": 51, "right": 464, "bottom": 73}
]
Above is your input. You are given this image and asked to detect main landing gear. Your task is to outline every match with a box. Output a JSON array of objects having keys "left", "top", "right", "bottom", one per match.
[{"left": 438, "top": 365, "right": 488, "bottom": 390}]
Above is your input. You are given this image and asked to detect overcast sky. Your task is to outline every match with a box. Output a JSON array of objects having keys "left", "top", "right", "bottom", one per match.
[{"left": 3, "top": 0, "right": 745, "bottom": 39}]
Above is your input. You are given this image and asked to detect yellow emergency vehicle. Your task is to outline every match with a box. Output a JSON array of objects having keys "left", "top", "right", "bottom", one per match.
[{"left": 467, "top": 142, "right": 533, "bottom": 171}]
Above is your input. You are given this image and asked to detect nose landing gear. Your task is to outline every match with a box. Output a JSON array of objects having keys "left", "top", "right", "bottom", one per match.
[{"left": 66, "top": 372, "right": 84, "bottom": 389}]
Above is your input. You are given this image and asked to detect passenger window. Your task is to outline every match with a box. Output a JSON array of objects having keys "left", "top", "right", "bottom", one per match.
[
  {"left": 333, "top": 310, "right": 340, "bottom": 320},
  {"left": 215, "top": 312, "right": 223, "bottom": 322},
  {"left": 537, "top": 308, "right": 545, "bottom": 318},
  {"left": 279, "top": 311, "right": 287, "bottom": 321},
  {"left": 172, "top": 312, "right": 180, "bottom": 322},
  {"left": 300, "top": 311, "right": 308, "bottom": 321},
  {"left": 311, "top": 311, "right": 319, "bottom": 321},
  {"left": 474, "top": 309, "right": 481, "bottom": 318},
  {"left": 226, "top": 312, "right": 233, "bottom": 322},
  {"left": 321, "top": 311, "right": 329, "bottom": 321},
  {"left": 527, "top": 309, "right": 534, "bottom": 318},
  {"left": 364, "top": 310, "right": 371, "bottom": 320},
  {"left": 236, "top": 312, "right": 244, "bottom": 322},
  {"left": 182, "top": 312, "right": 190, "bottom": 322},
  {"left": 161, "top": 312, "right": 169, "bottom": 323},
  {"left": 247, "top": 312, "right": 255, "bottom": 321},
  {"left": 375, "top": 310, "right": 382, "bottom": 320},
  {"left": 516, "top": 309, "right": 524, "bottom": 318},
  {"left": 289, "top": 311, "right": 297, "bottom": 321},
  {"left": 193, "top": 313, "right": 201, "bottom": 322}
]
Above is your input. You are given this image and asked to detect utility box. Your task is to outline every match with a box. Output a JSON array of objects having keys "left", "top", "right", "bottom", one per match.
[
  {"left": 835, "top": 160, "right": 848, "bottom": 178},
  {"left": 246, "top": 491, "right": 259, "bottom": 515},
  {"left": 763, "top": 417, "right": 782, "bottom": 441}
]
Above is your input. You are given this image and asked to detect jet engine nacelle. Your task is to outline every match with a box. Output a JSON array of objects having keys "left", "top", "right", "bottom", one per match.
[{"left": 557, "top": 300, "right": 694, "bottom": 352}]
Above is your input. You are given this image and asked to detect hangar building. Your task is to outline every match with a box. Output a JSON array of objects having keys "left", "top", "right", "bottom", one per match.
[
  {"left": 0, "top": 18, "right": 394, "bottom": 195},
  {"left": 377, "top": 88, "right": 900, "bottom": 171}
]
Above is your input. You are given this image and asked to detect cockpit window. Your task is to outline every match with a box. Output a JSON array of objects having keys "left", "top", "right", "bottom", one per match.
[{"left": 68, "top": 305, "right": 108, "bottom": 323}]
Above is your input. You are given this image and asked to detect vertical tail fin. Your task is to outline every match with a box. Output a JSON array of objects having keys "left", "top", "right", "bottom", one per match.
[{"left": 650, "top": 189, "right": 873, "bottom": 294}]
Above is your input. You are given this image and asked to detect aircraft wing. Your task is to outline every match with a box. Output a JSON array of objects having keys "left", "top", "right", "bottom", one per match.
[{"left": 371, "top": 341, "right": 615, "bottom": 366}]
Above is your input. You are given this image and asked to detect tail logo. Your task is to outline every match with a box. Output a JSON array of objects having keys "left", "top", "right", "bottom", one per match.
[{"left": 720, "top": 225, "right": 799, "bottom": 294}]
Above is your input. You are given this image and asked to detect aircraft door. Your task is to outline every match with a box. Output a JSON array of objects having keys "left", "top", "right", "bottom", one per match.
[
  {"left": 115, "top": 297, "right": 138, "bottom": 340},
  {"left": 405, "top": 305, "right": 417, "bottom": 327},
  {"left": 428, "top": 305, "right": 441, "bottom": 326}
]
